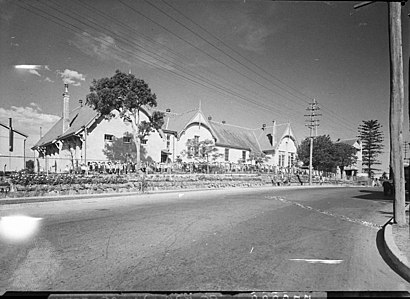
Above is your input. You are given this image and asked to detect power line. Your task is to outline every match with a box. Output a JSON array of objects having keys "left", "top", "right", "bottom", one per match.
[
  {"left": 16, "top": 0, "right": 298, "bottom": 118},
  {"left": 148, "top": 0, "right": 359, "bottom": 134},
  {"left": 17, "top": 0, "right": 360, "bottom": 135}
]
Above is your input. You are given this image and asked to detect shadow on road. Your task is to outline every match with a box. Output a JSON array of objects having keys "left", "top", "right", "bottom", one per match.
[
  {"left": 353, "top": 189, "right": 393, "bottom": 202},
  {"left": 378, "top": 211, "right": 393, "bottom": 218}
]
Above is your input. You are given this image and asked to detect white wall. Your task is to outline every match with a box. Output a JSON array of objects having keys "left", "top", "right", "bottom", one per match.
[
  {"left": 37, "top": 111, "right": 166, "bottom": 172},
  {"left": 176, "top": 124, "right": 214, "bottom": 162},
  {"left": 0, "top": 125, "right": 26, "bottom": 172}
]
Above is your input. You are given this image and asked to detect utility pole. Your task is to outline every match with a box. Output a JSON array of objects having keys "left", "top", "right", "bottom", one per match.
[
  {"left": 389, "top": 1, "right": 406, "bottom": 225},
  {"left": 354, "top": 0, "right": 407, "bottom": 226},
  {"left": 305, "top": 99, "right": 321, "bottom": 185}
]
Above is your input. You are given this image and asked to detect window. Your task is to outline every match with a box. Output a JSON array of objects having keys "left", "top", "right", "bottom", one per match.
[
  {"left": 278, "top": 152, "right": 285, "bottom": 167},
  {"left": 194, "top": 135, "right": 199, "bottom": 143},
  {"left": 166, "top": 135, "right": 171, "bottom": 150},
  {"left": 123, "top": 136, "right": 131, "bottom": 144},
  {"left": 288, "top": 153, "right": 294, "bottom": 167},
  {"left": 242, "top": 151, "right": 246, "bottom": 162},
  {"left": 141, "top": 139, "right": 147, "bottom": 145},
  {"left": 225, "top": 148, "right": 229, "bottom": 161},
  {"left": 104, "top": 134, "right": 113, "bottom": 142}
]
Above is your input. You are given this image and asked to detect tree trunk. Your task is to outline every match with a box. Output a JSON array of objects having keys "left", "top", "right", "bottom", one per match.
[{"left": 131, "top": 110, "right": 141, "bottom": 172}]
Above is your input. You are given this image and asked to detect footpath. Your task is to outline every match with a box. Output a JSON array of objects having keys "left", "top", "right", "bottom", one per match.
[{"left": 384, "top": 211, "right": 410, "bottom": 282}]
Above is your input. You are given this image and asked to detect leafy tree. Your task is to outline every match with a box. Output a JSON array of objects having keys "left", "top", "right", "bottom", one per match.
[
  {"left": 181, "top": 138, "right": 220, "bottom": 173},
  {"left": 247, "top": 152, "right": 270, "bottom": 166},
  {"left": 86, "top": 70, "right": 164, "bottom": 170},
  {"left": 103, "top": 132, "right": 153, "bottom": 164},
  {"left": 357, "top": 120, "right": 384, "bottom": 177},
  {"left": 333, "top": 142, "right": 358, "bottom": 178},
  {"left": 297, "top": 135, "right": 335, "bottom": 172}
]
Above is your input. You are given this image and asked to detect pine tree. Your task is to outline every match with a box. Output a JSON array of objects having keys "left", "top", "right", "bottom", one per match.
[{"left": 357, "top": 120, "right": 384, "bottom": 177}]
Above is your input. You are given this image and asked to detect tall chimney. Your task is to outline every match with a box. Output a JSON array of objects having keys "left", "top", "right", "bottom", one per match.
[
  {"left": 272, "top": 120, "right": 276, "bottom": 147},
  {"left": 63, "top": 84, "right": 70, "bottom": 133}
]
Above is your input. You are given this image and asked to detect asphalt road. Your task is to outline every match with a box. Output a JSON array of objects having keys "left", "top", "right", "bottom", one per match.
[{"left": 0, "top": 186, "right": 409, "bottom": 292}]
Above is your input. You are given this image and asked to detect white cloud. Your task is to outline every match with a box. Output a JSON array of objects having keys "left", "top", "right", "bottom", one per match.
[
  {"left": 28, "top": 69, "right": 41, "bottom": 77},
  {"left": 0, "top": 105, "right": 60, "bottom": 126},
  {"left": 29, "top": 102, "right": 42, "bottom": 111},
  {"left": 44, "top": 77, "right": 54, "bottom": 83},
  {"left": 15, "top": 65, "right": 42, "bottom": 70},
  {"left": 70, "top": 31, "right": 176, "bottom": 70},
  {"left": 238, "top": 25, "right": 271, "bottom": 53},
  {"left": 15, "top": 65, "right": 50, "bottom": 77},
  {"left": 207, "top": 7, "right": 275, "bottom": 54},
  {"left": 70, "top": 32, "right": 131, "bottom": 65},
  {"left": 57, "top": 69, "right": 86, "bottom": 86}
]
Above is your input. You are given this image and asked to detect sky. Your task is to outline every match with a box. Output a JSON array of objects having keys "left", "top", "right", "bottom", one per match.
[{"left": 0, "top": 0, "right": 409, "bottom": 174}]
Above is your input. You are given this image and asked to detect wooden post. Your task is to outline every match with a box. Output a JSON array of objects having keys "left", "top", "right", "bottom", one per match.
[{"left": 389, "top": 2, "right": 406, "bottom": 225}]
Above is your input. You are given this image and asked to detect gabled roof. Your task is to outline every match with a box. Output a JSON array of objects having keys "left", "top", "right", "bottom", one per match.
[
  {"left": 0, "top": 122, "right": 28, "bottom": 138},
  {"left": 208, "top": 121, "right": 261, "bottom": 152},
  {"left": 32, "top": 105, "right": 98, "bottom": 149},
  {"left": 60, "top": 105, "right": 99, "bottom": 138},
  {"left": 336, "top": 138, "right": 361, "bottom": 147},
  {"left": 162, "top": 109, "right": 201, "bottom": 133},
  {"left": 33, "top": 104, "right": 163, "bottom": 150},
  {"left": 162, "top": 108, "right": 297, "bottom": 153},
  {"left": 254, "top": 123, "right": 296, "bottom": 152}
]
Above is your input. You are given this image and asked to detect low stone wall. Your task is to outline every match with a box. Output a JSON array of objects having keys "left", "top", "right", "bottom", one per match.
[
  {"left": 2, "top": 173, "right": 364, "bottom": 199},
  {"left": 4, "top": 173, "right": 269, "bottom": 198}
]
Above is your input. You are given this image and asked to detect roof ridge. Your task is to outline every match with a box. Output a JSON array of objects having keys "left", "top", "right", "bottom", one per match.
[
  {"left": 163, "top": 108, "right": 198, "bottom": 118},
  {"left": 210, "top": 120, "right": 253, "bottom": 130},
  {"left": 250, "top": 122, "right": 291, "bottom": 131}
]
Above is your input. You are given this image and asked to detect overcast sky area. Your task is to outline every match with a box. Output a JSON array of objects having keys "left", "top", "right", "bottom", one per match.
[{"left": 0, "top": 0, "right": 409, "bottom": 174}]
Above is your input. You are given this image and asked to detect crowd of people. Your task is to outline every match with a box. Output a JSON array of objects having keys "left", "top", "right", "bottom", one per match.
[{"left": 62, "top": 160, "right": 302, "bottom": 176}]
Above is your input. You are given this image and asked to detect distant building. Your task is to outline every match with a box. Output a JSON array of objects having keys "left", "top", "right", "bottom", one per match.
[
  {"left": 0, "top": 119, "right": 28, "bottom": 172},
  {"left": 335, "top": 138, "right": 363, "bottom": 178},
  {"left": 162, "top": 108, "right": 298, "bottom": 170},
  {"left": 32, "top": 84, "right": 166, "bottom": 173},
  {"left": 32, "top": 85, "right": 298, "bottom": 173}
]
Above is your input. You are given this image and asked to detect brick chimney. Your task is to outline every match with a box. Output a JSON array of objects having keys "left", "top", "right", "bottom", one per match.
[
  {"left": 62, "top": 84, "right": 70, "bottom": 133},
  {"left": 271, "top": 120, "right": 276, "bottom": 147}
]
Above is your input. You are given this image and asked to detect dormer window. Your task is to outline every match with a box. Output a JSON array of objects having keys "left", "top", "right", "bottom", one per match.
[
  {"left": 104, "top": 134, "right": 113, "bottom": 142},
  {"left": 267, "top": 133, "right": 273, "bottom": 146}
]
